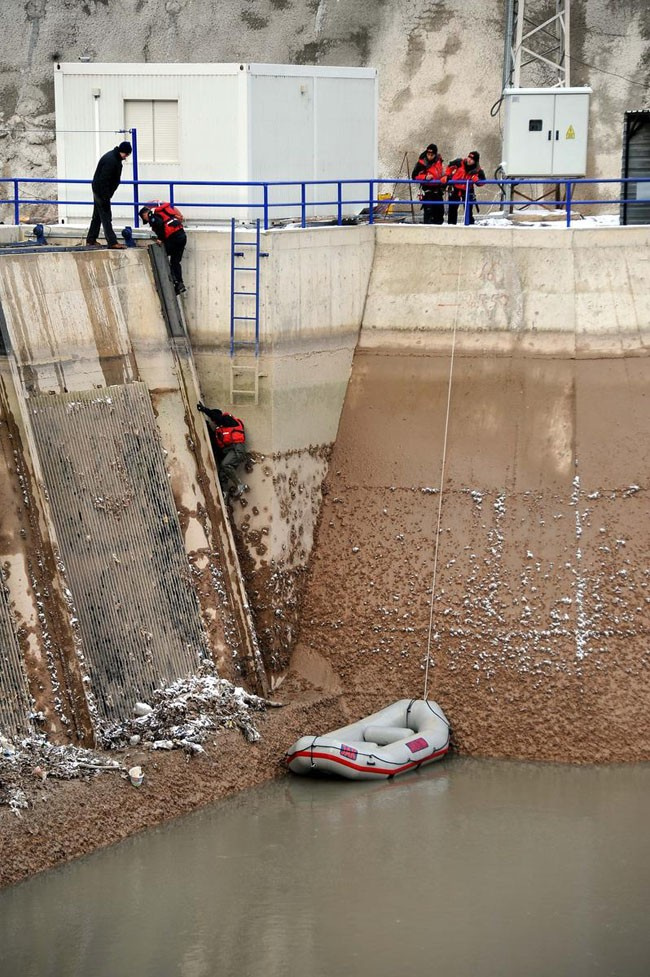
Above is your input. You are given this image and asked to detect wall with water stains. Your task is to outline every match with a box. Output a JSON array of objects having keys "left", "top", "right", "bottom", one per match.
[
  {"left": 289, "top": 223, "right": 650, "bottom": 763},
  {"left": 0, "top": 244, "right": 265, "bottom": 742},
  {"left": 1, "top": 1, "right": 649, "bottom": 218},
  {"left": 186, "top": 225, "right": 375, "bottom": 670}
]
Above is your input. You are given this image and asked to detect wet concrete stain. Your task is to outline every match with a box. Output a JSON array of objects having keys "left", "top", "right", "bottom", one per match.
[{"left": 0, "top": 376, "right": 94, "bottom": 745}]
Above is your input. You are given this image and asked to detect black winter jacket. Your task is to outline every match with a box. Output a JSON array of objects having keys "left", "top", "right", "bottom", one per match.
[{"left": 92, "top": 147, "right": 124, "bottom": 199}]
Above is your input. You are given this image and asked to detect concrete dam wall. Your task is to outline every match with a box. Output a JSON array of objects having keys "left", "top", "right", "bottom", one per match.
[
  {"left": 290, "top": 225, "right": 650, "bottom": 763},
  {"left": 1, "top": 224, "right": 649, "bottom": 762},
  {"left": 0, "top": 242, "right": 265, "bottom": 744}
]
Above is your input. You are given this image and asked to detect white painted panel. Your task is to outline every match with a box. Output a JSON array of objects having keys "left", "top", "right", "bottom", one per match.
[
  {"left": 249, "top": 74, "right": 314, "bottom": 220},
  {"left": 552, "top": 92, "right": 590, "bottom": 176},
  {"left": 503, "top": 92, "right": 555, "bottom": 176},
  {"left": 313, "top": 76, "right": 377, "bottom": 214},
  {"left": 125, "top": 100, "right": 154, "bottom": 160},
  {"left": 153, "top": 100, "right": 179, "bottom": 163}
]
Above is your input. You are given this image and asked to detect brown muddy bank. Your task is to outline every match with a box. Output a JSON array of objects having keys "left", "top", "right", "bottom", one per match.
[
  {"left": 0, "top": 684, "right": 346, "bottom": 889},
  {"left": 291, "top": 350, "right": 650, "bottom": 763},
  {"left": 3, "top": 348, "right": 649, "bottom": 890}
]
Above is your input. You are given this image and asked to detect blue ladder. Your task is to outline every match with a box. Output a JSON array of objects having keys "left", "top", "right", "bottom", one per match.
[{"left": 229, "top": 218, "right": 268, "bottom": 404}]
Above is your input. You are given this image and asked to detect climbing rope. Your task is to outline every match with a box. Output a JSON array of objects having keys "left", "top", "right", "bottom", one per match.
[{"left": 422, "top": 243, "right": 464, "bottom": 701}]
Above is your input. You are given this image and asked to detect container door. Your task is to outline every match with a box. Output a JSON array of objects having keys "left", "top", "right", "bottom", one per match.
[
  {"left": 503, "top": 92, "right": 554, "bottom": 176},
  {"left": 551, "top": 92, "right": 590, "bottom": 176}
]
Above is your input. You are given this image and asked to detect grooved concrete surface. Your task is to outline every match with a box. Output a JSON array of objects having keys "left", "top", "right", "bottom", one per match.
[{"left": 29, "top": 384, "right": 207, "bottom": 722}]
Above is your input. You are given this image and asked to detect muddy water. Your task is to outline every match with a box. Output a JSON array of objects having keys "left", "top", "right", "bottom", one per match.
[{"left": 1, "top": 758, "right": 649, "bottom": 977}]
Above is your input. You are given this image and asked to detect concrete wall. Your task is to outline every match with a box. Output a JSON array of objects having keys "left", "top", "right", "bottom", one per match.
[
  {"left": 1, "top": 1, "right": 649, "bottom": 222},
  {"left": 361, "top": 224, "right": 650, "bottom": 356},
  {"left": 185, "top": 225, "right": 375, "bottom": 668},
  {"left": 0, "top": 245, "right": 265, "bottom": 739},
  {"left": 289, "top": 224, "right": 650, "bottom": 763}
]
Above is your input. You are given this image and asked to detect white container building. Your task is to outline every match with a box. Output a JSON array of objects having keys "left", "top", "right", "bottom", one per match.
[{"left": 53, "top": 62, "right": 378, "bottom": 225}]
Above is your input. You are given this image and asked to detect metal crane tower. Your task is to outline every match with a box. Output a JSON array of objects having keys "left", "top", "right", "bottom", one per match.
[{"left": 503, "top": 0, "right": 570, "bottom": 91}]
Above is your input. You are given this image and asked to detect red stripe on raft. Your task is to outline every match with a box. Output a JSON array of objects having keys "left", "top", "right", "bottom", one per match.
[{"left": 285, "top": 744, "right": 449, "bottom": 776}]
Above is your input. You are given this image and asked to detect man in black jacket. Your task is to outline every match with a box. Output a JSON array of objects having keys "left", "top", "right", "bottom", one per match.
[{"left": 85, "top": 141, "right": 132, "bottom": 248}]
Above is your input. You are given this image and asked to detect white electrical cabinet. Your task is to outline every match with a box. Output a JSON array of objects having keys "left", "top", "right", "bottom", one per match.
[
  {"left": 54, "top": 63, "right": 378, "bottom": 223},
  {"left": 502, "top": 87, "right": 591, "bottom": 177}
]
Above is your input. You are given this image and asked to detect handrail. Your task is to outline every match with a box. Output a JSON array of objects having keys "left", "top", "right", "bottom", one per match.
[{"left": 1, "top": 175, "right": 649, "bottom": 230}]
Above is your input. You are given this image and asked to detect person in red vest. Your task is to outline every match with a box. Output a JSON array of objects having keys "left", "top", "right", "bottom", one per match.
[
  {"left": 197, "top": 403, "right": 248, "bottom": 499},
  {"left": 139, "top": 201, "right": 187, "bottom": 294},
  {"left": 441, "top": 151, "right": 486, "bottom": 225},
  {"left": 411, "top": 143, "right": 445, "bottom": 224}
]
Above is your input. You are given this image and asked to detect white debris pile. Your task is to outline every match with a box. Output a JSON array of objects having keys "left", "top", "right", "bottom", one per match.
[
  {"left": 0, "top": 732, "right": 122, "bottom": 814},
  {"left": 100, "top": 673, "right": 280, "bottom": 754}
]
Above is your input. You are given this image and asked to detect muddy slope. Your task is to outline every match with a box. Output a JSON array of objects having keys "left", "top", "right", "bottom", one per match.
[{"left": 291, "top": 349, "right": 650, "bottom": 763}]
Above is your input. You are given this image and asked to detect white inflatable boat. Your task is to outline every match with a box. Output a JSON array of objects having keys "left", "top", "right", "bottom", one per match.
[{"left": 284, "top": 699, "right": 450, "bottom": 780}]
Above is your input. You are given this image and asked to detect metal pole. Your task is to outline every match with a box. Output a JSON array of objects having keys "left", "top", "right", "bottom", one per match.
[{"left": 130, "top": 127, "right": 139, "bottom": 227}]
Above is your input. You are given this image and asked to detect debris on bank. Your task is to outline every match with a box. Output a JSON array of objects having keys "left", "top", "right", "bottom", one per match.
[
  {"left": 100, "top": 672, "right": 281, "bottom": 753},
  {"left": 1, "top": 673, "right": 281, "bottom": 813},
  {"left": 0, "top": 733, "right": 122, "bottom": 816}
]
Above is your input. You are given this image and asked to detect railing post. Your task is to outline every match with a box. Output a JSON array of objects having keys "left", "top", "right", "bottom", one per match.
[
  {"left": 130, "top": 127, "right": 139, "bottom": 227},
  {"left": 263, "top": 184, "right": 269, "bottom": 230},
  {"left": 337, "top": 182, "right": 342, "bottom": 225},
  {"left": 13, "top": 180, "right": 19, "bottom": 226},
  {"left": 301, "top": 183, "right": 306, "bottom": 228},
  {"left": 368, "top": 180, "right": 375, "bottom": 225},
  {"left": 565, "top": 181, "right": 572, "bottom": 227},
  {"left": 463, "top": 180, "right": 471, "bottom": 225}
]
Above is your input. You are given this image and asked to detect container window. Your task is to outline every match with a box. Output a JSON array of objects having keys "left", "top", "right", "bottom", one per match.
[
  {"left": 529, "top": 119, "right": 543, "bottom": 132},
  {"left": 124, "top": 100, "right": 179, "bottom": 163}
]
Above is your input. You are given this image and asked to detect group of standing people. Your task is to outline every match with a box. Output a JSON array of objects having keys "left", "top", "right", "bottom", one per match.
[{"left": 411, "top": 144, "right": 486, "bottom": 225}]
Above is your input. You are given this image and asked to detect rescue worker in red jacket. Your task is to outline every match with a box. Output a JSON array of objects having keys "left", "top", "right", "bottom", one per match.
[
  {"left": 442, "top": 151, "right": 486, "bottom": 225},
  {"left": 411, "top": 143, "right": 445, "bottom": 224},
  {"left": 139, "top": 202, "right": 187, "bottom": 294},
  {"left": 197, "top": 403, "right": 248, "bottom": 499}
]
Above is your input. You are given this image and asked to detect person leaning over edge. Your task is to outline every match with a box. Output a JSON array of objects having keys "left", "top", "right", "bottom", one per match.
[
  {"left": 197, "top": 402, "right": 249, "bottom": 500},
  {"left": 86, "top": 141, "right": 132, "bottom": 249},
  {"left": 139, "top": 202, "right": 187, "bottom": 294},
  {"left": 411, "top": 143, "right": 445, "bottom": 225}
]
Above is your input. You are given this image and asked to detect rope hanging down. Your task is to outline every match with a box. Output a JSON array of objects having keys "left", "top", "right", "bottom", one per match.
[{"left": 422, "top": 244, "right": 464, "bottom": 700}]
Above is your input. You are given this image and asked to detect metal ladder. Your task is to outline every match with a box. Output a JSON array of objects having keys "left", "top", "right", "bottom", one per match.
[{"left": 229, "top": 218, "right": 268, "bottom": 404}]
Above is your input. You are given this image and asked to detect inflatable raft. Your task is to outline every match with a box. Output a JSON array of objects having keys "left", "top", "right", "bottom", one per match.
[{"left": 284, "top": 699, "right": 450, "bottom": 780}]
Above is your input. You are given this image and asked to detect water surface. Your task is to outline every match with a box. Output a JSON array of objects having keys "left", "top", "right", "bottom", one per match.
[{"left": 1, "top": 757, "right": 648, "bottom": 977}]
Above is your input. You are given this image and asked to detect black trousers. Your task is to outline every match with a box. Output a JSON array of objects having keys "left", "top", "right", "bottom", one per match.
[
  {"left": 87, "top": 192, "right": 118, "bottom": 246},
  {"left": 422, "top": 190, "right": 444, "bottom": 225},
  {"left": 447, "top": 192, "right": 475, "bottom": 225},
  {"left": 165, "top": 230, "right": 187, "bottom": 286}
]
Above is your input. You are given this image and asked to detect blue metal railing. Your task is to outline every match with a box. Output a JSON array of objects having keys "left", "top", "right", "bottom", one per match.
[{"left": 1, "top": 175, "right": 649, "bottom": 230}]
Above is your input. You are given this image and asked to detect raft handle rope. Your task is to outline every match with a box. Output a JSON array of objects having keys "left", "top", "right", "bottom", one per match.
[{"left": 422, "top": 243, "right": 463, "bottom": 702}]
